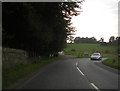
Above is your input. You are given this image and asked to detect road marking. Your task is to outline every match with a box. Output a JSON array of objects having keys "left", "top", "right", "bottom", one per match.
[
  {"left": 91, "top": 83, "right": 100, "bottom": 91},
  {"left": 76, "top": 62, "right": 78, "bottom": 66},
  {"left": 77, "top": 67, "right": 84, "bottom": 76}
]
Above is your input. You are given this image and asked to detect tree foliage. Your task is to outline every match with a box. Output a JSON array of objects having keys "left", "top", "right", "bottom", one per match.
[
  {"left": 3, "top": 2, "right": 82, "bottom": 57},
  {"left": 109, "top": 36, "right": 115, "bottom": 43},
  {"left": 74, "top": 36, "right": 119, "bottom": 46},
  {"left": 74, "top": 37, "right": 98, "bottom": 44},
  {"left": 108, "top": 36, "right": 118, "bottom": 46},
  {"left": 99, "top": 37, "right": 104, "bottom": 42}
]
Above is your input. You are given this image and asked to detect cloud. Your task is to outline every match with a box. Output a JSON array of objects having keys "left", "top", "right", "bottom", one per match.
[{"left": 71, "top": 0, "right": 118, "bottom": 42}]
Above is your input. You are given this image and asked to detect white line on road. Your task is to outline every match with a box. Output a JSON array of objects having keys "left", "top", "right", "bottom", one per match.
[
  {"left": 91, "top": 83, "right": 100, "bottom": 91},
  {"left": 77, "top": 67, "right": 84, "bottom": 76},
  {"left": 76, "top": 62, "right": 78, "bottom": 66}
]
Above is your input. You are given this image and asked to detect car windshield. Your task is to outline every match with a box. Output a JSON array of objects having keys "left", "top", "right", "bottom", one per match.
[{"left": 93, "top": 54, "right": 99, "bottom": 56}]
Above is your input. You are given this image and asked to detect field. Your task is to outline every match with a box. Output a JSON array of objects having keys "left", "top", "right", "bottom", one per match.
[
  {"left": 64, "top": 43, "right": 119, "bottom": 70},
  {"left": 64, "top": 43, "right": 117, "bottom": 58}
]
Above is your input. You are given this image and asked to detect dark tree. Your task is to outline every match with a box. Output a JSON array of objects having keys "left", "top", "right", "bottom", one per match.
[
  {"left": 99, "top": 37, "right": 104, "bottom": 42},
  {"left": 74, "top": 37, "right": 97, "bottom": 44},
  {"left": 109, "top": 36, "right": 115, "bottom": 43},
  {"left": 3, "top": 2, "right": 83, "bottom": 57}
]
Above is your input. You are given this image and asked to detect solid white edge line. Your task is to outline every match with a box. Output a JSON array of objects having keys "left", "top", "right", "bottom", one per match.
[
  {"left": 77, "top": 67, "right": 84, "bottom": 76},
  {"left": 91, "top": 83, "right": 100, "bottom": 91}
]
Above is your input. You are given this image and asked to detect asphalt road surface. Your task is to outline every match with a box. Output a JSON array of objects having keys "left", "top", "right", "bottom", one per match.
[{"left": 18, "top": 54, "right": 119, "bottom": 90}]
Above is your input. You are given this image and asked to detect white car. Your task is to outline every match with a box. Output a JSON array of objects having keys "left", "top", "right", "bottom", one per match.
[{"left": 90, "top": 53, "right": 101, "bottom": 60}]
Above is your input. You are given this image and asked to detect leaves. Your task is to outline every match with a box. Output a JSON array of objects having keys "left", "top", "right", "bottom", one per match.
[{"left": 3, "top": 2, "right": 82, "bottom": 57}]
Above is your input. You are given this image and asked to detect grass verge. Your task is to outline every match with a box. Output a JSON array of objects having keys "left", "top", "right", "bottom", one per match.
[
  {"left": 102, "top": 58, "right": 120, "bottom": 70},
  {"left": 3, "top": 57, "right": 60, "bottom": 89}
]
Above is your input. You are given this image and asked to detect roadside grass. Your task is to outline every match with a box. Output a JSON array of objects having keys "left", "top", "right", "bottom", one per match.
[
  {"left": 64, "top": 43, "right": 119, "bottom": 70},
  {"left": 3, "top": 57, "right": 60, "bottom": 89},
  {"left": 102, "top": 58, "right": 120, "bottom": 70},
  {"left": 64, "top": 43, "right": 117, "bottom": 58}
]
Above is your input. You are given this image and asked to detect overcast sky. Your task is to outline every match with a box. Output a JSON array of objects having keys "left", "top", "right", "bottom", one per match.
[{"left": 71, "top": 0, "right": 119, "bottom": 42}]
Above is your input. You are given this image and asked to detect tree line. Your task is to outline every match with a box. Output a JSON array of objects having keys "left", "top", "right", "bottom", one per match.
[
  {"left": 70, "top": 36, "right": 119, "bottom": 46},
  {"left": 74, "top": 37, "right": 97, "bottom": 44},
  {"left": 3, "top": 2, "right": 83, "bottom": 57}
]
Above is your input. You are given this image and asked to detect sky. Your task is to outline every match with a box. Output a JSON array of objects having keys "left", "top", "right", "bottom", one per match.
[{"left": 71, "top": 0, "right": 119, "bottom": 42}]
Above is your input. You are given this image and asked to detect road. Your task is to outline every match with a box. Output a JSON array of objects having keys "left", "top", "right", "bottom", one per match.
[{"left": 18, "top": 54, "right": 119, "bottom": 90}]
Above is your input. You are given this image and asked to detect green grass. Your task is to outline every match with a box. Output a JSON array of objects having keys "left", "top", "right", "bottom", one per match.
[
  {"left": 64, "top": 43, "right": 117, "bottom": 58},
  {"left": 3, "top": 57, "right": 60, "bottom": 89},
  {"left": 64, "top": 43, "right": 119, "bottom": 70},
  {"left": 102, "top": 58, "right": 120, "bottom": 70}
]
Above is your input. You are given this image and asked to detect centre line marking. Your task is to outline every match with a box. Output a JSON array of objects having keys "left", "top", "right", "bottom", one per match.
[
  {"left": 77, "top": 67, "right": 84, "bottom": 76},
  {"left": 76, "top": 62, "right": 78, "bottom": 66},
  {"left": 91, "top": 83, "right": 100, "bottom": 91}
]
